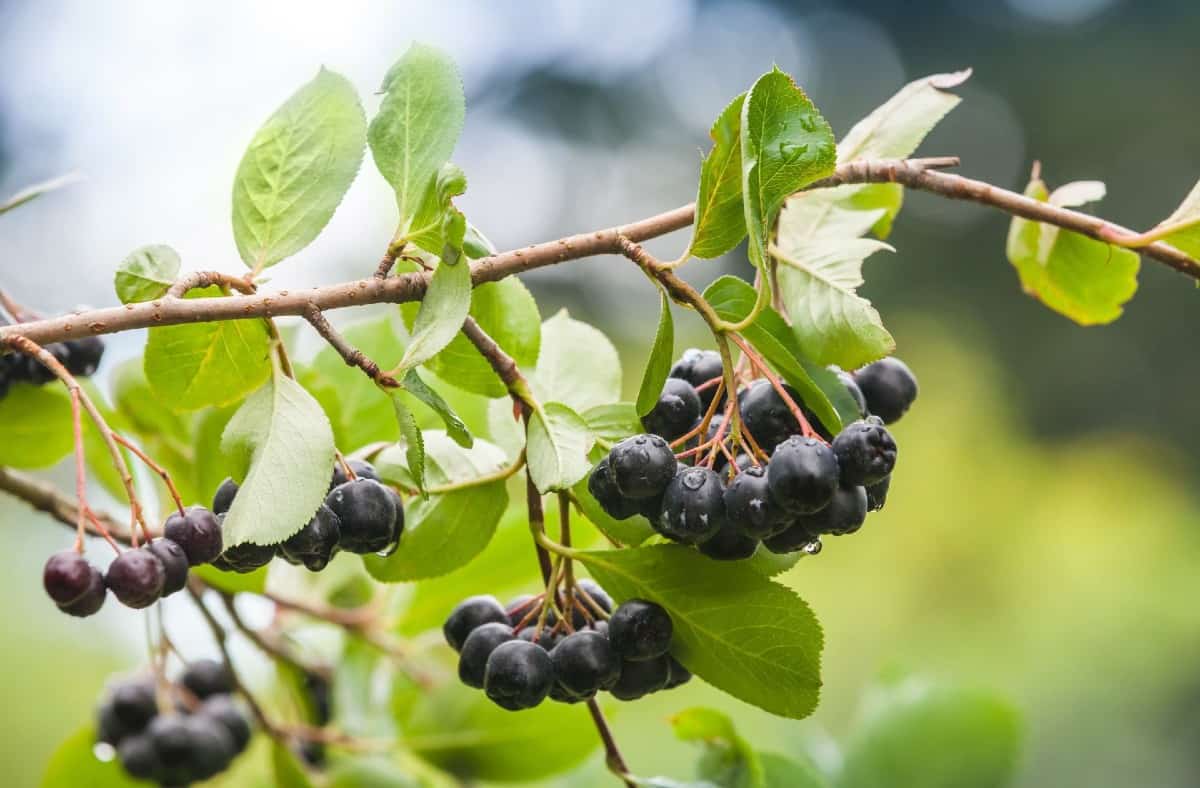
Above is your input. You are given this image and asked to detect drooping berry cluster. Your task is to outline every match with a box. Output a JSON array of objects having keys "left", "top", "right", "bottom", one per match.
[
  {"left": 0, "top": 336, "right": 105, "bottom": 398},
  {"left": 444, "top": 585, "right": 689, "bottom": 710},
  {"left": 209, "top": 459, "right": 404, "bottom": 574},
  {"left": 96, "top": 660, "right": 252, "bottom": 784},
  {"left": 42, "top": 506, "right": 222, "bottom": 617},
  {"left": 589, "top": 351, "right": 918, "bottom": 559}
]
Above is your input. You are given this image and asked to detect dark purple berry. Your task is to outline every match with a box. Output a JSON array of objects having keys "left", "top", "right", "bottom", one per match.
[
  {"left": 484, "top": 640, "right": 555, "bottom": 710},
  {"left": 609, "top": 655, "right": 671, "bottom": 700},
  {"left": 278, "top": 505, "right": 341, "bottom": 571},
  {"left": 866, "top": 474, "right": 891, "bottom": 511},
  {"left": 657, "top": 466, "right": 725, "bottom": 544},
  {"left": 641, "top": 378, "right": 702, "bottom": 441},
  {"left": 835, "top": 368, "right": 868, "bottom": 418},
  {"left": 64, "top": 336, "right": 106, "bottom": 377},
  {"left": 608, "top": 599, "right": 672, "bottom": 661},
  {"left": 163, "top": 506, "right": 223, "bottom": 566},
  {"left": 57, "top": 565, "right": 106, "bottom": 616},
  {"left": 723, "top": 466, "right": 788, "bottom": 539},
  {"left": 670, "top": 348, "right": 725, "bottom": 411},
  {"left": 587, "top": 457, "right": 644, "bottom": 520},
  {"left": 184, "top": 714, "right": 236, "bottom": 780},
  {"left": 804, "top": 484, "right": 869, "bottom": 536},
  {"left": 444, "top": 595, "right": 509, "bottom": 652},
  {"left": 146, "top": 715, "right": 194, "bottom": 784},
  {"left": 762, "top": 519, "right": 821, "bottom": 554},
  {"left": 459, "top": 622, "right": 515, "bottom": 689},
  {"left": 211, "top": 478, "right": 239, "bottom": 515},
  {"left": 664, "top": 655, "right": 692, "bottom": 689},
  {"left": 105, "top": 548, "right": 165, "bottom": 609},
  {"left": 740, "top": 379, "right": 802, "bottom": 454},
  {"left": 117, "top": 733, "right": 163, "bottom": 781},
  {"left": 181, "top": 659, "right": 235, "bottom": 700},
  {"left": 330, "top": 459, "right": 381, "bottom": 491},
  {"left": 110, "top": 676, "right": 158, "bottom": 732},
  {"left": 609, "top": 434, "right": 677, "bottom": 500},
  {"left": 198, "top": 695, "right": 252, "bottom": 753},
  {"left": 766, "top": 436, "right": 839, "bottom": 515},
  {"left": 145, "top": 538, "right": 188, "bottom": 596},
  {"left": 832, "top": 419, "right": 897, "bottom": 486},
  {"left": 576, "top": 579, "right": 613, "bottom": 615},
  {"left": 698, "top": 519, "right": 760, "bottom": 561},
  {"left": 552, "top": 630, "right": 620, "bottom": 698},
  {"left": 326, "top": 479, "right": 397, "bottom": 554},
  {"left": 43, "top": 550, "right": 95, "bottom": 605},
  {"left": 504, "top": 595, "right": 540, "bottom": 628},
  {"left": 854, "top": 357, "right": 918, "bottom": 424}
]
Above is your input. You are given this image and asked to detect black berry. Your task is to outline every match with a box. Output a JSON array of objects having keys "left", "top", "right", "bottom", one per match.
[
  {"left": 117, "top": 733, "right": 162, "bottom": 781},
  {"left": 832, "top": 419, "right": 897, "bottom": 486},
  {"left": 43, "top": 550, "right": 95, "bottom": 605},
  {"left": 552, "top": 631, "right": 620, "bottom": 698},
  {"left": 576, "top": 579, "right": 613, "bottom": 615},
  {"left": 211, "top": 478, "right": 239, "bottom": 515},
  {"left": 23, "top": 343, "right": 71, "bottom": 384},
  {"left": 608, "top": 599, "right": 672, "bottom": 661},
  {"left": 105, "top": 548, "right": 165, "bottom": 609},
  {"left": 657, "top": 466, "right": 725, "bottom": 544},
  {"left": 504, "top": 594, "right": 539, "bottom": 627},
  {"left": 835, "top": 369, "right": 868, "bottom": 418},
  {"left": 609, "top": 434, "right": 677, "bottom": 500},
  {"left": 609, "top": 655, "right": 670, "bottom": 700},
  {"left": 866, "top": 474, "right": 891, "bottom": 511},
  {"left": 587, "top": 457, "right": 644, "bottom": 520},
  {"left": 147, "top": 715, "right": 195, "bottom": 785},
  {"left": 198, "top": 695, "right": 252, "bottom": 752},
  {"left": 64, "top": 336, "right": 106, "bottom": 377},
  {"left": 665, "top": 655, "right": 692, "bottom": 689},
  {"left": 670, "top": 348, "right": 724, "bottom": 411},
  {"left": 641, "top": 378, "right": 702, "bottom": 441},
  {"left": 740, "top": 379, "right": 802, "bottom": 453},
  {"left": 518, "top": 625, "right": 563, "bottom": 651},
  {"left": 484, "top": 640, "right": 555, "bottom": 711},
  {"left": 183, "top": 714, "right": 236, "bottom": 781},
  {"left": 804, "top": 484, "right": 869, "bottom": 536},
  {"left": 98, "top": 702, "right": 132, "bottom": 746},
  {"left": 326, "top": 479, "right": 397, "bottom": 554},
  {"left": 762, "top": 519, "right": 821, "bottom": 554},
  {"left": 766, "top": 436, "right": 839, "bottom": 515},
  {"left": 854, "top": 357, "right": 918, "bottom": 424},
  {"left": 458, "top": 622, "right": 515, "bottom": 689},
  {"left": 723, "top": 466, "right": 787, "bottom": 539},
  {"left": 163, "top": 506, "right": 224, "bottom": 566},
  {"left": 219, "top": 541, "right": 276, "bottom": 573},
  {"left": 109, "top": 676, "right": 158, "bottom": 732},
  {"left": 278, "top": 505, "right": 341, "bottom": 571},
  {"left": 145, "top": 538, "right": 189, "bottom": 596},
  {"left": 57, "top": 566, "right": 106, "bottom": 617},
  {"left": 444, "top": 595, "right": 509, "bottom": 652},
  {"left": 181, "top": 659, "right": 235, "bottom": 700},
  {"left": 698, "top": 518, "right": 760, "bottom": 561},
  {"left": 330, "top": 459, "right": 380, "bottom": 491}
]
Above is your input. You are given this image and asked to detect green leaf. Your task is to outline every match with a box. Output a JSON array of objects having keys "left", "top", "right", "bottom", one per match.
[
  {"left": 220, "top": 367, "right": 336, "bottom": 546},
  {"left": 702, "top": 276, "right": 844, "bottom": 433},
  {"left": 397, "top": 256, "right": 472, "bottom": 373},
  {"left": 272, "top": 740, "right": 316, "bottom": 788},
  {"left": 690, "top": 93, "right": 748, "bottom": 259},
  {"left": 838, "top": 69, "right": 969, "bottom": 163},
  {"left": 389, "top": 393, "right": 426, "bottom": 493},
  {"left": 420, "top": 277, "right": 541, "bottom": 398},
  {"left": 408, "top": 162, "right": 468, "bottom": 259},
  {"left": 772, "top": 238, "right": 896, "bottom": 369},
  {"left": 232, "top": 68, "right": 366, "bottom": 271},
  {"left": 399, "top": 368, "right": 471, "bottom": 447},
  {"left": 1143, "top": 178, "right": 1200, "bottom": 259},
  {"left": 328, "top": 758, "right": 417, "bottom": 788},
  {"left": 837, "top": 678, "right": 1021, "bottom": 788},
  {"left": 0, "top": 383, "right": 72, "bottom": 468},
  {"left": 41, "top": 726, "right": 140, "bottom": 788},
  {"left": 0, "top": 173, "right": 80, "bottom": 217},
  {"left": 671, "top": 707, "right": 764, "bottom": 788},
  {"left": 399, "top": 674, "right": 600, "bottom": 782},
  {"left": 527, "top": 402, "right": 594, "bottom": 494},
  {"left": 741, "top": 68, "right": 837, "bottom": 270},
  {"left": 761, "top": 753, "right": 830, "bottom": 788},
  {"left": 365, "top": 433, "right": 509, "bottom": 581},
  {"left": 530, "top": 309, "right": 622, "bottom": 412},
  {"left": 637, "top": 288, "right": 675, "bottom": 417},
  {"left": 191, "top": 562, "right": 268, "bottom": 594},
  {"left": 113, "top": 244, "right": 181, "bottom": 304},
  {"left": 370, "top": 44, "right": 465, "bottom": 233},
  {"left": 463, "top": 221, "right": 497, "bottom": 259},
  {"left": 572, "top": 473, "right": 658, "bottom": 547},
  {"left": 582, "top": 402, "right": 642, "bottom": 450},
  {"left": 578, "top": 544, "right": 823, "bottom": 718},
  {"left": 144, "top": 286, "right": 272, "bottom": 411},
  {"left": 1006, "top": 175, "right": 1139, "bottom": 325}
]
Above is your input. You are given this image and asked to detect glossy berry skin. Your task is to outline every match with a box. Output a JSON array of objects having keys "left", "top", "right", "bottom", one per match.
[
  {"left": 444, "top": 595, "right": 509, "bottom": 652},
  {"left": 832, "top": 419, "right": 897, "bottom": 486},
  {"left": 610, "top": 654, "right": 671, "bottom": 700},
  {"left": 762, "top": 519, "right": 821, "bottom": 554},
  {"left": 117, "top": 733, "right": 162, "bottom": 781},
  {"left": 64, "top": 336, "right": 106, "bottom": 377},
  {"left": 723, "top": 466, "right": 787, "bottom": 539},
  {"left": 458, "top": 622, "right": 515, "bottom": 689},
  {"left": 587, "top": 457, "right": 643, "bottom": 520},
  {"left": 518, "top": 626, "right": 563, "bottom": 651},
  {"left": 866, "top": 474, "right": 891, "bottom": 511},
  {"left": 43, "top": 550, "right": 95, "bottom": 605},
  {"left": 854, "top": 357, "right": 918, "bottom": 424},
  {"left": 641, "top": 378, "right": 702, "bottom": 441},
  {"left": 145, "top": 538, "right": 189, "bottom": 596},
  {"left": 58, "top": 565, "right": 106, "bottom": 616},
  {"left": 609, "top": 434, "right": 677, "bottom": 500},
  {"left": 608, "top": 599, "right": 673, "bottom": 661},
  {"left": 766, "top": 436, "right": 839, "bottom": 515},
  {"left": 577, "top": 579, "right": 613, "bottom": 615},
  {"left": 163, "top": 506, "right": 224, "bottom": 566},
  {"left": 211, "top": 478, "right": 239, "bottom": 515},
  {"left": 184, "top": 714, "right": 236, "bottom": 780},
  {"left": 698, "top": 519, "right": 760, "bottom": 561},
  {"left": 657, "top": 466, "right": 725, "bottom": 545},
  {"left": 740, "top": 380, "right": 802, "bottom": 453},
  {"left": 552, "top": 631, "right": 621, "bottom": 698},
  {"left": 665, "top": 655, "right": 692, "bottom": 690},
  {"left": 198, "top": 696, "right": 252, "bottom": 752},
  {"left": 278, "top": 505, "right": 341, "bottom": 571},
  {"left": 484, "top": 640, "right": 556, "bottom": 711},
  {"left": 329, "top": 459, "right": 380, "bottom": 491},
  {"left": 182, "top": 659, "right": 235, "bottom": 700},
  {"left": 219, "top": 541, "right": 276, "bottom": 573},
  {"left": 326, "top": 479, "right": 397, "bottom": 554},
  {"left": 670, "top": 348, "right": 724, "bottom": 411},
  {"left": 804, "top": 484, "right": 869, "bottom": 536},
  {"left": 105, "top": 548, "right": 165, "bottom": 609}
]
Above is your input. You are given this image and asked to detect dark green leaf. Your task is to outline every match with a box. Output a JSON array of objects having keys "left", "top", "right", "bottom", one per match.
[
  {"left": 578, "top": 544, "right": 823, "bottom": 718},
  {"left": 191, "top": 562, "right": 267, "bottom": 594},
  {"left": 232, "top": 68, "right": 366, "bottom": 270},
  {"left": 271, "top": 740, "right": 316, "bottom": 788},
  {"left": 637, "top": 288, "right": 676, "bottom": 417},
  {"left": 40, "top": 726, "right": 140, "bottom": 787},
  {"left": 526, "top": 402, "right": 594, "bottom": 493},
  {"left": 399, "top": 368, "right": 471, "bottom": 447},
  {"left": 691, "top": 93, "right": 748, "bottom": 259},
  {"left": 389, "top": 394, "right": 426, "bottom": 493},
  {"left": 396, "top": 256, "right": 471, "bottom": 373},
  {"left": 113, "top": 244, "right": 181, "bottom": 304},
  {"left": 671, "top": 707, "right": 764, "bottom": 788},
  {"left": 572, "top": 473, "right": 657, "bottom": 547}
]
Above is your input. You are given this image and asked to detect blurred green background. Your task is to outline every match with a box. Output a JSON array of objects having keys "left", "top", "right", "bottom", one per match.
[{"left": 3, "top": 1, "right": 1199, "bottom": 786}]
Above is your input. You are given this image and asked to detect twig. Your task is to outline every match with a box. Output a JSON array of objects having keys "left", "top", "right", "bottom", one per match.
[
  {"left": 587, "top": 699, "right": 636, "bottom": 788},
  {"left": 166, "top": 271, "right": 256, "bottom": 298},
  {"left": 113, "top": 434, "right": 187, "bottom": 516},
  {"left": 217, "top": 591, "right": 331, "bottom": 681},
  {"left": 0, "top": 466, "right": 131, "bottom": 543},
  {"left": 303, "top": 306, "right": 399, "bottom": 387}
]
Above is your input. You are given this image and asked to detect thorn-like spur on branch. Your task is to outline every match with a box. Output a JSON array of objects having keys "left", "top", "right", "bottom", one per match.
[
  {"left": 166, "top": 270, "right": 257, "bottom": 298},
  {"left": 303, "top": 307, "right": 400, "bottom": 388},
  {"left": 0, "top": 465, "right": 132, "bottom": 543}
]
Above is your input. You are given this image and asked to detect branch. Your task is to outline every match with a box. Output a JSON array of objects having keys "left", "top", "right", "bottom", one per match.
[
  {"left": 303, "top": 306, "right": 399, "bottom": 388},
  {"left": 0, "top": 465, "right": 132, "bottom": 543}
]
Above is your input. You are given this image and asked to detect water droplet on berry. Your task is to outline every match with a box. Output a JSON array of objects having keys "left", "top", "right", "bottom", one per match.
[
  {"left": 803, "top": 539, "right": 823, "bottom": 555},
  {"left": 681, "top": 470, "right": 705, "bottom": 491}
]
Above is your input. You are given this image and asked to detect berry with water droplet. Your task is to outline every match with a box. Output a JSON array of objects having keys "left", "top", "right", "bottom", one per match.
[
  {"left": 642, "top": 378, "right": 702, "bottom": 441},
  {"left": 854, "top": 357, "right": 918, "bottom": 424},
  {"left": 766, "top": 436, "right": 839, "bottom": 515},
  {"left": 832, "top": 418, "right": 897, "bottom": 486},
  {"left": 609, "top": 434, "right": 677, "bottom": 500},
  {"left": 657, "top": 466, "right": 725, "bottom": 544},
  {"left": 608, "top": 599, "right": 672, "bottom": 661}
]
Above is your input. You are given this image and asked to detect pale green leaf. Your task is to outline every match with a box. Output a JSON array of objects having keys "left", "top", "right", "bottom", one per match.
[
  {"left": 527, "top": 402, "right": 594, "bottom": 494},
  {"left": 530, "top": 309, "right": 621, "bottom": 412},
  {"left": 370, "top": 44, "right": 465, "bottom": 232},
  {"left": 40, "top": 726, "right": 140, "bottom": 788},
  {"left": 232, "top": 68, "right": 366, "bottom": 270},
  {"left": 0, "top": 383, "right": 73, "bottom": 468},
  {"left": 579, "top": 544, "right": 823, "bottom": 718},
  {"left": 0, "top": 173, "right": 80, "bottom": 217},
  {"left": 113, "top": 244, "right": 181, "bottom": 304},
  {"left": 366, "top": 432, "right": 509, "bottom": 581},
  {"left": 407, "top": 162, "right": 468, "bottom": 257},
  {"left": 772, "top": 238, "right": 896, "bottom": 369},
  {"left": 1038, "top": 180, "right": 1107, "bottom": 263},
  {"left": 1007, "top": 176, "right": 1139, "bottom": 325},
  {"left": 397, "top": 256, "right": 472, "bottom": 372},
  {"left": 582, "top": 402, "right": 642, "bottom": 450},
  {"left": 741, "top": 68, "right": 837, "bottom": 270},
  {"left": 1129, "top": 178, "right": 1200, "bottom": 260},
  {"left": 463, "top": 221, "right": 497, "bottom": 259},
  {"left": 144, "top": 286, "right": 272, "bottom": 411},
  {"left": 691, "top": 93, "right": 748, "bottom": 259},
  {"left": 220, "top": 367, "right": 336, "bottom": 546},
  {"left": 637, "top": 287, "right": 675, "bottom": 417},
  {"left": 671, "top": 706, "right": 764, "bottom": 788}
]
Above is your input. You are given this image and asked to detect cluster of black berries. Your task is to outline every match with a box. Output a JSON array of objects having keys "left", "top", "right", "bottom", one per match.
[
  {"left": 590, "top": 352, "right": 918, "bottom": 559},
  {"left": 444, "top": 585, "right": 689, "bottom": 710},
  {"left": 96, "top": 660, "right": 252, "bottom": 785},
  {"left": 209, "top": 459, "right": 404, "bottom": 574},
  {"left": 0, "top": 336, "right": 105, "bottom": 398},
  {"left": 42, "top": 507, "right": 223, "bottom": 617}
]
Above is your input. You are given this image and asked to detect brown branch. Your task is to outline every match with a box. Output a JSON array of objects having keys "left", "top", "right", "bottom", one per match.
[
  {"left": 587, "top": 699, "right": 636, "bottom": 787},
  {"left": 217, "top": 591, "right": 332, "bottom": 682},
  {"left": 303, "top": 306, "right": 399, "bottom": 387},
  {"left": 166, "top": 270, "right": 256, "bottom": 298},
  {"left": 0, "top": 465, "right": 132, "bottom": 543}
]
